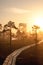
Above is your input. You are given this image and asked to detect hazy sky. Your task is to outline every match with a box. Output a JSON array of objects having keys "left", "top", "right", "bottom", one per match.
[{"left": 0, "top": 0, "right": 43, "bottom": 31}]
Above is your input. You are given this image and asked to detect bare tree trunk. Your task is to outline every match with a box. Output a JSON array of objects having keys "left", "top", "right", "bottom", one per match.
[
  {"left": 10, "top": 27, "right": 12, "bottom": 52},
  {"left": 35, "top": 29, "right": 37, "bottom": 45}
]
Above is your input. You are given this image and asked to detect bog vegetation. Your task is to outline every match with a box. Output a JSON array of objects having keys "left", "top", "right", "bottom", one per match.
[{"left": 0, "top": 21, "right": 40, "bottom": 63}]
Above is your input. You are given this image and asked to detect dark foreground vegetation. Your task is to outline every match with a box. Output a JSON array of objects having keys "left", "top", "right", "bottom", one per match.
[
  {"left": 0, "top": 37, "right": 35, "bottom": 65},
  {"left": 0, "top": 21, "right": 40, "bottom": 65},
  {"left": 16, "top": 42, "right": 43, "bottom": 65}
]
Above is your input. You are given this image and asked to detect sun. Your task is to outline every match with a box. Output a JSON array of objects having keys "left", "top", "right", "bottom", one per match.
[
  {"left": 26, "top": 16, "right": 43, "bottom": 32},
  {"left": 33, "top": 17, "right": 43, "bottom": 31}
]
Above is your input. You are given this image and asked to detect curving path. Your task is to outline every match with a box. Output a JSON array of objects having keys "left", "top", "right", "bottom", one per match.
[{"left": 3, "top": 40, "right": 42, "bottom": 65}]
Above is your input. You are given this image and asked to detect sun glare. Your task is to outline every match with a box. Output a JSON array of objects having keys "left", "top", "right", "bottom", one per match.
[
  {"left": 33, "top": 17, "right": 43, "bottom": 31},
  {"left": 26, "top": 18, "right": 34, "bottom": 32},
  {"left": 26, "top": 16, "right": 43, "bottom": 32}
]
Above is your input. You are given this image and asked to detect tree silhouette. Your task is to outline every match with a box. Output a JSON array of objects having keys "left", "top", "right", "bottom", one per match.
[
  {"left": 0, "top": 24, "right": 2, "bottom": 31},
  {"left": 0, "top": 24, "right": 2, "bottom": 36},
  {"left": 7, "top": 21, "right": 18, "bottom": 51},
  {"left": 8, "top": 21, "right": 18, "bottom": 29},
  {"left": 3, "top": 24, "right": 8, "bottom": 31},
  {"left": 16, "top": 29, "right": 22, "bottom": 40},
  {"left": 3, "top": 24, "right": 10, "bottom": 39},
  {"left": 16, "top": 23, "right": 27, "bottom": 40},
  {"left": 32, "top": 25, "right": 40, "bottom": 44}
]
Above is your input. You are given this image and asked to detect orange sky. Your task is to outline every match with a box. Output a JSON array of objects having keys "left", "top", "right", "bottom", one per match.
[{"left": 0, "top": 0, "right": 43, "bottom": 32}]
